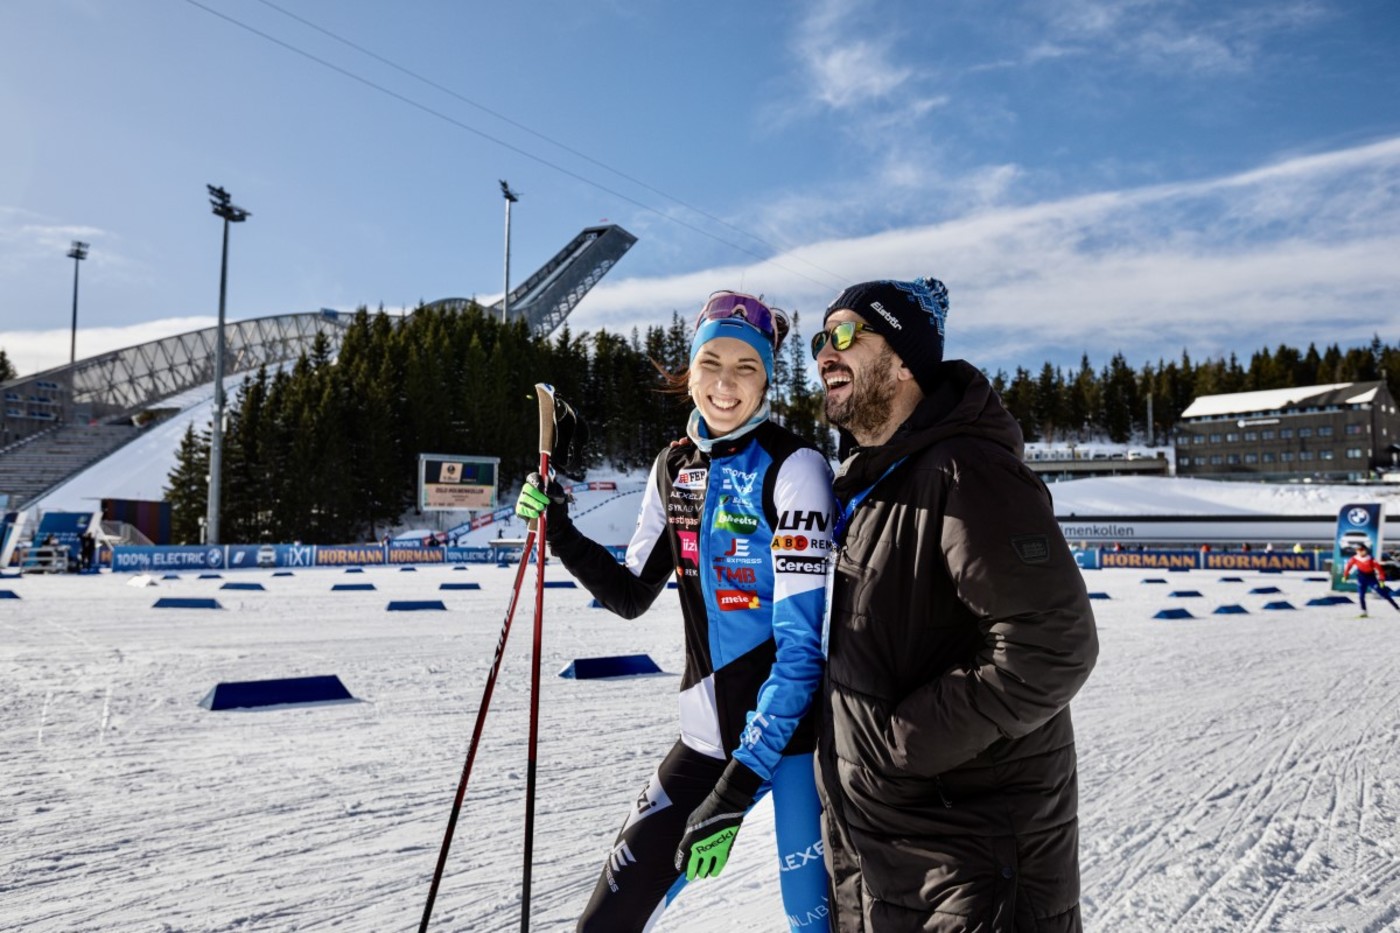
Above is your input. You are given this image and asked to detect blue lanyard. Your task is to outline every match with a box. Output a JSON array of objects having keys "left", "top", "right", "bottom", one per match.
[{"left": 833, "top": 457, "right": 906, "bottom": 544}]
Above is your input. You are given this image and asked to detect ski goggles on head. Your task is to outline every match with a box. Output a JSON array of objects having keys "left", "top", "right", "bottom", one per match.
[
  {"left": 810, "top": 321, "right": 876, "bottom": 358},
  {"left": 695, "top": 291, "right": 779, "bottom": 346}
]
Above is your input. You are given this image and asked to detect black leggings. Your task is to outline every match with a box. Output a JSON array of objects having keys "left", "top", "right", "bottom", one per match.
[
  {"left": 1357, "top": 572, "right": 1400, "bottom": 612},
  {"left": 576, "top": 740, "right": 727, "bottom": 932}
]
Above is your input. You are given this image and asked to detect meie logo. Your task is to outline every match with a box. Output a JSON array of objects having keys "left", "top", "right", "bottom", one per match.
[{"left": 716, "top": 589, "right": 760, "bottom": 611}]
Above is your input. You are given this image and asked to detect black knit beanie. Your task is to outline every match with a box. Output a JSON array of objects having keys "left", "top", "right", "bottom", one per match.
[{"left": 824, "top": 277, "right": 950, "bottom": 395}]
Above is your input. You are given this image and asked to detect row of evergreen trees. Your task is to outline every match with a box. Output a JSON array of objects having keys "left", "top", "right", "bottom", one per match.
[
  {"left": 993, "top": 339, "right": 1400, "bottom": 444},
  {"left": 158, "top": 302, "right": 1399, "bottom": 544},
  {"left": 162, "top": 303, "right": 826, "bottom": 544}
]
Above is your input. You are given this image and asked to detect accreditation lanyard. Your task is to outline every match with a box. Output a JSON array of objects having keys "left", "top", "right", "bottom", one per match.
[{"left": 822, "top": 457, "right": 907, "bottom": 656}]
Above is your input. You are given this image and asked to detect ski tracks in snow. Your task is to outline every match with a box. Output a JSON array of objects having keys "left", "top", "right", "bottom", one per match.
[{"left": 1079, "top": 573, "right": 1400, "bottom": 931}]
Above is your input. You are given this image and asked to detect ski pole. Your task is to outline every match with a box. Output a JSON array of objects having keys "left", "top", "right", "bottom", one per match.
[
  {"left": 520, "top": 383, "right": 557, "bottom": 933},
  {"left": 418, "top": 526, "right": 538, "bottom": 933}
]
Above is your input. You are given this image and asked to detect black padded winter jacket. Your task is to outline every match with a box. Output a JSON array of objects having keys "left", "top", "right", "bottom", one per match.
[{"left": 815, "top": 360, "right": 1099, "bottom": 932}]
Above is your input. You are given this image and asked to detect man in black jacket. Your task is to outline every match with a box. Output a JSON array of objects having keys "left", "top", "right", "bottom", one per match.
[{"left": 810, "top": 277, "right": 1099, "bottom": 932}]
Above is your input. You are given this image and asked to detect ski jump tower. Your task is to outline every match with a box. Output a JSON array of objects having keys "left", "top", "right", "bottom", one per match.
[
  {"left": 422, "top": 223, "right": 636, "bottom": 337},
  {"left": 0, "top": 223, "right": 636, "bottom": 477}
]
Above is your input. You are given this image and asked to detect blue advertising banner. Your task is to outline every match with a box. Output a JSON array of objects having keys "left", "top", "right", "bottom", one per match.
[
  {"left": 1071, "top": 548, "right": 1100, "bottom": 570},
  {"left": 1332, "top": 502, "right": 1385, "bottom": 592},
  {"left": 445, "top": 547, "right": 495, "bottom": 563},
  {"left": 1199, "top": 551, "right": 1317, "bottom": 572},
  {"left": 1092, "top": 549, "right": 1319, "bottom": 572},
  {"left": 314, "top": 544, "right": 386, "bottom": 567},
  {"left": 225, "top": 545, "right": 277, "bottom": 571},
  {"left": 34, "top": 511, "right": 95, "bottom": 565},
  {"left": 112, "top": 545, "right": 226, "bottom": 572}
]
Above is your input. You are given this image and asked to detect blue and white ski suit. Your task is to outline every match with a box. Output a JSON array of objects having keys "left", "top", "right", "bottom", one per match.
[{"left": 550, "top": 419, "right": 834, "bottom": 933}]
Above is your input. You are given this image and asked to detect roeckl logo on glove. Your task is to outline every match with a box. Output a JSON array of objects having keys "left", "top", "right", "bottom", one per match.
[{"left": 694, "top": 829, "right": 737, "bottom": 855}]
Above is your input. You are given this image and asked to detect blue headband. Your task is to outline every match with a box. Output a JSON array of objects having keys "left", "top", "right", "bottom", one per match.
[{"left": 691, "top": 319, "right": 775, "bottom": 383}]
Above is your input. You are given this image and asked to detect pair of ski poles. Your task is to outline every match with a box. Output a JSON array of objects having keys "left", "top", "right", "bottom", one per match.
[{"left": 419, "top": 383, "right": 558, "bottom": 933}]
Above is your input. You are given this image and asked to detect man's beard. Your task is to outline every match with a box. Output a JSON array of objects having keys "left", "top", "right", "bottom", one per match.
[{"left": 824, "top": 344, "right": 897, "bottom": 440}]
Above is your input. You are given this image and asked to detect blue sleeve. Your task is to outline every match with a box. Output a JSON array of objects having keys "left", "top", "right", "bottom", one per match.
[{"left": 733, "top": 447, "right": 835, "bottom": 779}]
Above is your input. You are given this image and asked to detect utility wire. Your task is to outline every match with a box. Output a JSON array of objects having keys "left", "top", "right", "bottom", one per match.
[
  {"left": 179, "top": 0, "right": 848, "bottom": 292},
  {"left": 250, "top": 0, "right": 843, "bottom": 288}
]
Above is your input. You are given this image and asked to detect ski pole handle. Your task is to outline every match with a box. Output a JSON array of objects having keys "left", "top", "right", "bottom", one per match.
[{"left": 530, "top": 384, "right": 557, "bottom": 533}]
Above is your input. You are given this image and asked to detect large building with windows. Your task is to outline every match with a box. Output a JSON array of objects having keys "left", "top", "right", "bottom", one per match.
[{"left": 1174, "top": 381, "right": 1400, "bottom": 480}]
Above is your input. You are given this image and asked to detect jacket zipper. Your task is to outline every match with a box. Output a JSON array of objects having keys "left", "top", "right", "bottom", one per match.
[{"left": 932, "top": 775, "right": 953, "bottom": 808}]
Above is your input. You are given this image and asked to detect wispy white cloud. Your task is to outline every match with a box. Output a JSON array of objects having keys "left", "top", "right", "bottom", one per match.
[
  {"left": 0, "top": 208, "right": 107, "bottom": 278},
  {"left": 1, "top": 317, "right": 215, "bottom": 377},
  {"left": 7, "top": 138, "right": 1397, "bottom": 382},
  {"left": 569, "top": 135, "right": 1400, "bottom": 369},
  {"left": 792, "top": 0, "right": 914, "bottom": 111},
  {"left": 1029, "top": 0, "right": 1330, "bottom": 75}
]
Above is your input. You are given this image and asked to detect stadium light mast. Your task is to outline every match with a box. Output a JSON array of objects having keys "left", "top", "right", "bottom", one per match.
[
  {"left": 66, "top": 240, "right": 89, "bottom": 368},
  {"left": 205, "top": 184, "right": 251, "bottom": 546},
  {"left": 500, "top": 180, "right": 520, "bottom": 325},
  {"left": 64, "top": 240, "right": 89, "bottom": 424}
]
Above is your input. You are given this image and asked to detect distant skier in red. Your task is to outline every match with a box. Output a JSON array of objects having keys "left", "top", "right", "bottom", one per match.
[{"left": 1343, "top": 543, "right": 1400, "bottom": 617}]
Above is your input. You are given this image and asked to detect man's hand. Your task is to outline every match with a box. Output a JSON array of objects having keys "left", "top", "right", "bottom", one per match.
[{"left": 674, "top": 759, "right": 763, "bottom": 881}]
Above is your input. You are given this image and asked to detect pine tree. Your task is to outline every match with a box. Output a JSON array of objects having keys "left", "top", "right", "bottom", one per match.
[
  {"left": 164, "top": 423, "right": 210, "bottom": 544},
  {"left": 0, "top": 347, "right": 16, "bottom": 382}
]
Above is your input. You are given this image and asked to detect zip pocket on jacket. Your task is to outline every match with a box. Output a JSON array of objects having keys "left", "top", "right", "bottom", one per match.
[{"left": 933, "top": 775, "right": 953, "bottom": 808}]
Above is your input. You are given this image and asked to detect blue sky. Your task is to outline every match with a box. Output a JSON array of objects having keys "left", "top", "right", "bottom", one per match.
[{"left": 2, "top": 0, "right": 1398, "bottom": 378}]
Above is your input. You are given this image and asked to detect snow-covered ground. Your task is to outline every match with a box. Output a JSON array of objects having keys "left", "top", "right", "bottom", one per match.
[
  {"left": 4, "top": 556, "right": 1400, "bottom": 932},
  {"left": 12, "top": 403, "right": 1400, "bottom": 930}
]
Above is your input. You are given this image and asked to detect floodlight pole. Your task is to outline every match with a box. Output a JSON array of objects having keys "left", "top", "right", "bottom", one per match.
[
  {"left": 65, "top": 240, "right": 89, "bottom": 423},
  {"left": 206, "top": 185, "right": 250, "bottom": 547},
  {"left": 500, "top": 180, "right": 519, "bottom": 325},
  {"left": 66, "top": 241, "right": 89, "bottom": 368}
]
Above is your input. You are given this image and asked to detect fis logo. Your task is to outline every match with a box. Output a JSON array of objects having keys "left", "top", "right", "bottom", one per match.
[
  {"left": 675, "top": 468, "right": 708, "bottom": 490},
  {"left": 717, "top": 589, "right": 761, "bottom": 612},
  {"left": 721, "top": 467, "right": 759, "bottom": 495},
  {"left": 678, "top": 531, "right": 699, "bottom": 564}
]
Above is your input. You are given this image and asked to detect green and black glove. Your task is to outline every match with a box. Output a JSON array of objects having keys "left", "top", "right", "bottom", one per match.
[
  {"left": 514, "top": 472, "right": 572, "bottom": 540},
  {"left": 674, "top": 759, "right": 764, "bottom": 881}
]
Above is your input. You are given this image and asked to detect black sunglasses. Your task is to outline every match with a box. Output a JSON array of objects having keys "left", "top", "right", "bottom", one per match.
[{"left": 810, "top": 321, "right": 875, "bottom": 359}]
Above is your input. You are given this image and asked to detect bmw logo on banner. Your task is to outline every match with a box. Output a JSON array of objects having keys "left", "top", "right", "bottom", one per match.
[{"left": 1331, "top": 502, "right": 1385, "bottom": 592}]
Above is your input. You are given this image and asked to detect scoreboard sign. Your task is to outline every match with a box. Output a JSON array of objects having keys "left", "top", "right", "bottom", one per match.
[{"left": 418, "top": 454, "right": 500, "bottom": 512}]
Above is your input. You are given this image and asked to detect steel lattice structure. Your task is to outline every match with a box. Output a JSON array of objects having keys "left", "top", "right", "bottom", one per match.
[
  {"left": 0, "top": 224, "right": 636, "bottom": 449},
  {"left": 425, "top": 224, "right": 636, "bottom": 337},
  {"left": 0, "top": 310, "right": 352, "bottom": 447}
]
